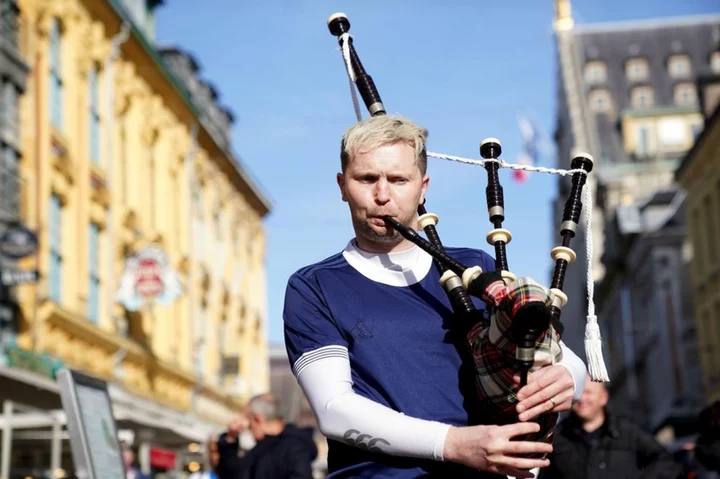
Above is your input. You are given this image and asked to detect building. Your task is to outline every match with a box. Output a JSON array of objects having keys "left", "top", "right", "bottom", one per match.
[
  {"left": 551, "top": 0, "right": 720, "bottom": 366},
  {"left": 597, "top": 186, "right": 703, "bottom": 442},
  {"left": 676, "top": 83, "right": 720, "bottom": 404},
  {"left": 1, "top": 0, "right": 272, "bottom": 476},
  {"left": 0, "top": 0, "right": 32, "bottom": 365}
]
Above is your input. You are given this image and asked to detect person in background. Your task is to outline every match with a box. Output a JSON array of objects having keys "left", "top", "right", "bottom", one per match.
[
  {"left": 696, "top": 401, "right": 720, "bottom": 477},
  {"left": 216, "top": 393, "right": 317, "bottom": 479},
  {"left": 122, "top": 442, "right": 150, "bottom": 479},
  {"left": 538, "top": 376, "right": 684, "bottom": 479}
]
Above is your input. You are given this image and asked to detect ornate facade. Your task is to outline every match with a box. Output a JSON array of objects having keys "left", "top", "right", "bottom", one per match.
[{"left": 10, "top": 0, "right": 271, "bottom": 452}]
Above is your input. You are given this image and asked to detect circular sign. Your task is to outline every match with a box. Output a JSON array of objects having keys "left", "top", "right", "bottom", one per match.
[{"left": 0, "top": 224, "right": 39, "bottom": 260}]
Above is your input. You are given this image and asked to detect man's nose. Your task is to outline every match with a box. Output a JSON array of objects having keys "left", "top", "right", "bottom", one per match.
[{"left": 374, "top": 178, "right": 391, "bottom": 204}]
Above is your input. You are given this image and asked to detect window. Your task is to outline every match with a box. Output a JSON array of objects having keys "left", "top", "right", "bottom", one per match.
[
  {"left": 49, "top": 194, "right": 63, "bottom": 303},
  {"left": 705, "top": 195, "right": 717, "bottom": 266},
  {"left": 668, "top": 54, "right": 691, "bottom": 79},
  {"left": 588, "top": 88, "right": 611, "bottom": 113},
  {"left": 631, "top": 86, "right": 654, "bottom": 109},
  {"left": 674, "top": 83, "right": 697, "bottom": 106},
  {"left": 1, "top": 0, "right": 19, "bottom": 47},
  {"left": 88, "top": 223, "right": 100, "bottom": 323},
  {"left": 712, "top": 52, "right": 720, "bottom": 74},
  {"left": 49, "top": 18, "right": 63, "bottom": 130},
  {"left": 1, "top": 145, "right": 18, "bottom": 212},
  {"left": 149, "top": 147, "right": 155, "bottom": 227},
  {"left": 626, "top": 58, "right": 649, "bottom": 82},
  {"left": 217, "top": 321, "right": 226, "bottom": 386},
  {"left": 3, "top": 80, "right": 19, "bottom": 145},
  {"left": 584, "top": 61, "right": 607, "bottom": 84},
  {"left": 120, "top": 115, "right": 127, "bottom": 203},
  {"left": 691, "top": 121, "right": 703, "bottom": 139},
  {"left": 195, "top": 304, "right": 206, "bottom": 379},
  {"left": 88, "top": 65, "right": 100, "bottom": 163},
  {"left": 636, "top": 125, "right": 650, "bottom": 157}
]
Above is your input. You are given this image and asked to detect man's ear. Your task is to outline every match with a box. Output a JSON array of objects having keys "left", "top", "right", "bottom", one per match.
[
  {"left": 419, "top": 174, "right": 430, "bottom": 205},
  {"left": 337, "top": 172, "right": 348, "bottom": 202}
]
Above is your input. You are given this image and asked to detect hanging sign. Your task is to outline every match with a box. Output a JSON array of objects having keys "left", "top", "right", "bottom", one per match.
[
  {"left": 116, "top": 245, "right": 182, "bottom": 311},
  {"left": 0, "top": 224, "right": 38, "bottom": 259}
]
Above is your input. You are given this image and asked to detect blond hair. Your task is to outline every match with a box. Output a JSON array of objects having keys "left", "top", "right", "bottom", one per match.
[{"left": 340, "top": 114, "right": 428, "bottom": 174}]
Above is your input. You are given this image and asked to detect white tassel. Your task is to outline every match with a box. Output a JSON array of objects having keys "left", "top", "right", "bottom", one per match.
[
  {"left": 582, "top": 178, "right": 609, "bottom": 383},
  {"left": 585, "top": 315, "right": 609, "bottom": 381}
]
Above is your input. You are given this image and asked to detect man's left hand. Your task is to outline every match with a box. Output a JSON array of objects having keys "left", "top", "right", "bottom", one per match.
[{"left": 514, "top": 365, "right": 574, "bottom": 422}]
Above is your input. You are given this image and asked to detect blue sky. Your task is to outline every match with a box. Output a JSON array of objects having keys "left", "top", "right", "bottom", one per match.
[{"left": 155, "top": 1, "right": 719, "bottom": 345}]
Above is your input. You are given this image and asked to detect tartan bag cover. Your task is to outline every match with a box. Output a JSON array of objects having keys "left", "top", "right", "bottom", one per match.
[{"left": 467, "top": 276, "right": 563, "bottom": 444}]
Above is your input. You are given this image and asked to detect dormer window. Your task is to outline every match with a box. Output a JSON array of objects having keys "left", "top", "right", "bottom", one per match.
[
  {"left": 626, "top": 58, "right": 649, "bottom": 82},
  {"left": 631, "top": 86, "right": 654, "bottom": 109},
  {"left": 711, "top": 51, "right": 720, "bottom": 74},
  {"left": 674, "top": 82, "right": 697, "bottom": 106},
  {"left": 668, "top": 54, "right": 691, "bottom": 78},
  {"left": 584, "top": 61, "right": 607, "bottom": 85},
  {"left": 588, "top": 88, "right": 612, "bottom": 113}
]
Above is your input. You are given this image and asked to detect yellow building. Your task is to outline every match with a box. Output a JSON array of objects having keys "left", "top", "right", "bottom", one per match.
[
  {"left": 4, "top": 0, "right": 272, "bottom": 472},
  {"left": 677, "top": 95, "right": 720, "bottom": 403}
]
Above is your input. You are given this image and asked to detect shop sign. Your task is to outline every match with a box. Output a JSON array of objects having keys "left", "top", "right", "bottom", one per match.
[
  {"left": 150, "top": 447, "right": 176, "bottom": 470},
  {"left": 117, "top": 245, "right": 182, "bottom": 311},
  {"left": 4, "top": 344, "right": 64, "bottom": 379},
  {"left": 0, "top": 224, "right": 38, "bottom": 259}
]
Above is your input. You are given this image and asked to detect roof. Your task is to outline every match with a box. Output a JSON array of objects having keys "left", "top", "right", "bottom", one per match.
[
  {"left": 564, "top": 15, "right": 720, "bottom": 167},
  {"left": 105, "top": 0, "right": 273, "bottom": 215},
  {"left": 573, "top": 13, "right": 720, "bottom": 34},
  {"left": 157, "top": 46, "right": 201, "bottom": 73},
  {"left": 576, "top": 21, "right": 720, "bottom": 111}
]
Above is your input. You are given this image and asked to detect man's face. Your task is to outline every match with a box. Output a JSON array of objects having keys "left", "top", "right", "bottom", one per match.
[
  {"left": 572, "top": 379, "right": 608, "bottom": 422},
  {"left": 337, "top": 142, "right": 429, "bottom": 253}
]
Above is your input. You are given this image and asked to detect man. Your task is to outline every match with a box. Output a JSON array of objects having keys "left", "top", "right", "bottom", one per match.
[
  {"left": 122, "top": 444, "right": 150, "bottom": 479},
  {"left": 696, "top": 401, "right": 720, "bottom": 474},
  {"left": 537, "top": 377, "right": 684, "bottom": 479},
  {"left": 282, "top": 114, "right": 588, "bottom": 478},
  {"left": 216, "top": 393, "right": 317, "bottom": 479}
]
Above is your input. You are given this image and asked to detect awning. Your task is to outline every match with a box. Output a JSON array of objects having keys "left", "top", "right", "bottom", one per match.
[{"left": 0, "top": 366, "right": 222, "bottom": 444}]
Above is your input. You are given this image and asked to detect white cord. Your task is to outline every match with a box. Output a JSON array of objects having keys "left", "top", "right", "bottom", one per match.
[
  {"left": 338, "top": 33, "right": 363, "bottom": 122},
  {"left": 583, "top": 182, "right": 609, "bottom": 381}
]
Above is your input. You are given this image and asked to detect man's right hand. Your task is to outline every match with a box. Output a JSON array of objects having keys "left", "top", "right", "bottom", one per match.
[
  {"left": 226, "top": 417, "right": 248, "bottom": 441},
  {"left": 443, "top": 422, "right": 552, "bottom": 478}
]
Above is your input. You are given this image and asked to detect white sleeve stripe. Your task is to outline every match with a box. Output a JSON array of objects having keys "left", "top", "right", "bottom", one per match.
[{"left": 292, "top": 345, "right": 349, "bottom": 377}]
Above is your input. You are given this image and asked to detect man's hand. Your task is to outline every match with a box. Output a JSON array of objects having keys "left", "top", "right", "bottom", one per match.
[
  {"left": 443, "top": 422, "right": 552, "bottom": 478},
  {"left": 515, "top": 365, "right": 575, "bottom": 422},
  {"left": 226, "top": 417, "right": 248, "bottom": 442}
]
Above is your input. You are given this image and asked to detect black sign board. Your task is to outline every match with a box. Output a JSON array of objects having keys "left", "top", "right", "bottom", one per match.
[{"left": 0, "top": 224, "right": 38, "bottom": 259}]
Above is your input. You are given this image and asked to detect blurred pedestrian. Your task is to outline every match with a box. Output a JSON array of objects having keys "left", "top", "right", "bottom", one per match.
[
  {"left": 216, "top": 393, "right": 317, "bottom": 479},
  {"left": 538, "top": 376, "right": 684, "bottom": 479},
  {"left": 696, "top": 401, "right": 720, "bottom": 474}
]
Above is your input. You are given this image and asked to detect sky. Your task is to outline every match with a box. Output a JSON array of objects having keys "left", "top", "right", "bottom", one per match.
[{"left": 155, "top": 0, "right": 720, "bottom": 346}]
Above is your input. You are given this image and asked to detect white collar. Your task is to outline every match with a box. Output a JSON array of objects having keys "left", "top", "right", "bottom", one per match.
[{"left": 341, "top": 239, "right": 433, "bottom": 287}]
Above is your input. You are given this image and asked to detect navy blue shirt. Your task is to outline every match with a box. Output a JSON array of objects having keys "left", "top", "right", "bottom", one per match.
[{"left": 283, "top": 243, "right": 503, "bottom": 478}]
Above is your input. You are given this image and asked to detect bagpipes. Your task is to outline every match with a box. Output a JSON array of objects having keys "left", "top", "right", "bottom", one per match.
[{"left": 326, "top": 12, "right": 609, "bottom": 446}]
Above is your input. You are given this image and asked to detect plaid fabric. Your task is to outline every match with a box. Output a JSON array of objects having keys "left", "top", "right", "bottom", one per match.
[{"left": 467, "top": 277, "right": 563, "bottom": 446}]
